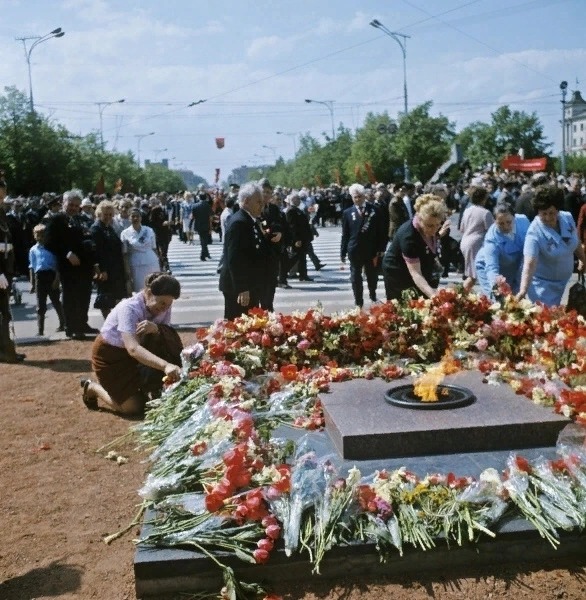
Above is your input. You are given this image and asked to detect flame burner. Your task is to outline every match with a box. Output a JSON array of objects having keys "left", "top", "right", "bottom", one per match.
[{"left": 385, "top": 384, "right": 476, "bottom": 410}]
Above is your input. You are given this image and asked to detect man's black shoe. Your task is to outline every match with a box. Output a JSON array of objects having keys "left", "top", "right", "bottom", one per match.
[
  {"left": 84, "top": 325, "right": 99, "bottom": 335},
  {"left": 278, "top": 283, "right": 292, "bottom": 289},
  {"left": 315, "top": 263, "right": 327, "bottom": 271},
  {"left": 71, "top": 332, "right": 88, "bottom": 340}
]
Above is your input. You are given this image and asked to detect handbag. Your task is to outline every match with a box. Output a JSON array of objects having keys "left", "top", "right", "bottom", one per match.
[{"left": 567, "top": 274, "right": 586, "bottom": 317}]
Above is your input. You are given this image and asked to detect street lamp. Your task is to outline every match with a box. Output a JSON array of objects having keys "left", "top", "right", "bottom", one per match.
[
  {"left": 262, "top": 145, "right": 277, "bottom": 160},
  {"left": 560, "top": 81, "right": 568, "bottom": 176},
  {"left": 16, "top": 27, "right": 65, "bottom": 112},
  {"left": 370, "top": 18, "right": 411, "bottom": 181},
  {"left": 134, "top": 132, "right": 155, "bottom": 167},
  {"left": 188, "top": 99, "right": 206, "bottom": 107},
  {"left": 96, "top": 98, "right": 125, "bottom": 150},
  {"left": 154, "top": 148, "right": 168, "bottom": 161},
  {"left": 305, "top": 99, "right": 335, "bottom": 140},
  {"left": 276, "top": 131, "right": 297, "bottom": 155}
]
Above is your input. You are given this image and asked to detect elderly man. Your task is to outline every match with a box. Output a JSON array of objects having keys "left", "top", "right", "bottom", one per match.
[
  {"left": 219, "top": 183, "right": 269, "bottom": 320},
  {"left": 45, "top": 189, "right": 98, "bottom": 339},
  {"left": 341, "top": 183, "right": 385, "bottom": 308}
]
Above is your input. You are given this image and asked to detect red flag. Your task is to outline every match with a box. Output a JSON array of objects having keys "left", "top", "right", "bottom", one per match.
[
  {"left": 364, "top": 162, "right": 376, "bottom": 184},
  {"left": 215, "top": 168, "right": 220, "bottom": 183},
  {"left": 215, "top": 137, "right": 225, "bottom": 149}
]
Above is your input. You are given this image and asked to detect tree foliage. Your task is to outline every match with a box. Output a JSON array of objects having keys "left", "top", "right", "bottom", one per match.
[
  {"left": 457, "top": 105, "right": 551, "bottom": 170},
  {"left": 0, "top": 86, "right": 187, "bottom": 195}
]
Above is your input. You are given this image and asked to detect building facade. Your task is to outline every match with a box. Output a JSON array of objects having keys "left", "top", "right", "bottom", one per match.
[{"left": 565, "top": 90, "right": 586, "bottom": 157}]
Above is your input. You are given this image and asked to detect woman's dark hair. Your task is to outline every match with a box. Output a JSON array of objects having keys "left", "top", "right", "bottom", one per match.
[
  {"left": 532, "top": 185, "right": 564, "bottom": 212},
  {"left": 144, "top": 272, "right": 181, "bottom": 299},
  {"left": 469, "top": 186, "right": 488, "bottom": 205}
]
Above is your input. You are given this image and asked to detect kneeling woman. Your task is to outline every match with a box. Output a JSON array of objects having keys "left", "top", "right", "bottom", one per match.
[{"left": 81, "top": 272, "right": 182, "bottom": 416}]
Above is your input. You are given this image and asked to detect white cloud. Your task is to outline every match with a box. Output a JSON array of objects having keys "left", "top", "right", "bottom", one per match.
[{"left": 246, "top": 35, "right": 287, "bottom": 59}]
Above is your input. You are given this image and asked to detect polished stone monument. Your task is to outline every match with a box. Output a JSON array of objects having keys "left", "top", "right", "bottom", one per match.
[{"left": 322, "top": 371, "right": 570, "bottom": 460}]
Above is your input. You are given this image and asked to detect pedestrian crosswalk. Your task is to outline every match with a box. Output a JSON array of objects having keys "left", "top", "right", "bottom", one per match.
[{"left": 154, "top": 226, "right": 361, "bottom": 326}]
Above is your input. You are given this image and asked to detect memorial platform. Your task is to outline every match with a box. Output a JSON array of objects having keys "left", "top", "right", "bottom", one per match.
[{"left": 322, "top": 372, "right": 569, "bottom": 460}]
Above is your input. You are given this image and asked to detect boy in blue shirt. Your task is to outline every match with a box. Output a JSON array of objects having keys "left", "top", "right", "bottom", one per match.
[{"left": 29, "top": 224, "right": 65, "bottom": 336}]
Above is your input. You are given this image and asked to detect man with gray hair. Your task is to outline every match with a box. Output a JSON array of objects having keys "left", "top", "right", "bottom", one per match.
[
  {"left": 219, "top": 183, "right": 269, "bottom": 319},
  {"left": 45, "top": 189, "right": 98, "bottom": 339},
  {"left": 341, "top": 183, "right": 385, "bottom": 307}
]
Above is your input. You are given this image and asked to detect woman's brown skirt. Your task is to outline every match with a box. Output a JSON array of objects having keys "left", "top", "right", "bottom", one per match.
[
  {"left": 91, "top": 335, "right": 143, "bottom": 405},
  {"left": 91, "top": 326, "right": 184, "bottom": 405}
]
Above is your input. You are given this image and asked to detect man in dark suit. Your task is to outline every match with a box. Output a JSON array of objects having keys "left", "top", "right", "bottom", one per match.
[
  {"left": 286, "top": 192, "right": 313, "bottom": 281},
  {"left": 219, "top": 183, "right": 269, "bottom": 320},
  {"left": 150, "top": 193, "right": 173, "bottom": 271},
  {"left": 45, "top": 189, "right": 98, "bottom": 340},
  {"left": 259, "top": 178, "right": 287, "bottom": 310},
  {"left": 191, "top": 193, "right": 213, "bottom": 261},
  {"left": 340, "top": 183, "right": 385, "bottom": 308}
]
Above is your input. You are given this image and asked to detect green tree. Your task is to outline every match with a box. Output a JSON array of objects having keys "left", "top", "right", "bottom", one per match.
[
  {"left": 345, "top": 112, "right": 400, "bottom": 183},
  {"left": 392, "top": 101, "right": 455, "bottom": 183},
  {"left": 457, "top": 105, "right": 551, "bottom": 170}
]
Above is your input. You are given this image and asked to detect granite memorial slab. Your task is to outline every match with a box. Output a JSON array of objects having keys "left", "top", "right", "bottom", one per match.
[{"left": 322, "top": 371, "right": 570, "bottom": 460}]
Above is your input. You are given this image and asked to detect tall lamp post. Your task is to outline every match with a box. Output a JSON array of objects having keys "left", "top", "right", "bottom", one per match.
[
  {"left": 304, "top": 99, "right": 335, "bottom": 140},
  {"left": 134, "top": 132, "right": 155, "bottom": 167},
  {"left": 154, "top": 148, "right": 168, "bottom": 161},
  {"left": 276, "top": 131, "right": 297, "bottom": 155},
  {"left": 370, "top": 19, "right": 411, "bottom": 182},
  {"left": 560, "top": 81, "right": 568, "bottom": 176},
  {"left": 16, "top": 27, "right": 65, "bottom": 112},
  {"left": 96, "top": 98, "right": 125, "bottom": 150}
]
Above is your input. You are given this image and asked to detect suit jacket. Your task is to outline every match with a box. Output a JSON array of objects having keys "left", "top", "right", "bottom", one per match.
[
  {"left": 191, "top": 200, "right": 212, "bottom": 233},
  {"left": 340, "top": 203, "right": 384, "bottom": 261},
  {"left": 286, "top": 206, "right": 312, "bottom": 247},
  {"left": 219, "top": 209, "right": 269, "bottom": 294},
  {"left": 44, "top": 212, "right": 96, "bottom": 276}
]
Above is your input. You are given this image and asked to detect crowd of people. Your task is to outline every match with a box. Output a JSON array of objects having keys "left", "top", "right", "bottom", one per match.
[{"left": 2, "top": 169, "right": 586, "bottom": 414}]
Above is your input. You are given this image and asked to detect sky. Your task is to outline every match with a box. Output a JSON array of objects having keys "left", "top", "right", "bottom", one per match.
[{"left": 1, "top": 0, "right": 585, "bottom": 185}]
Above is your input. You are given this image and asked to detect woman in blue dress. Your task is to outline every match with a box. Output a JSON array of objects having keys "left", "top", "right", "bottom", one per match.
[
  {"left": 475, "top": 204, "right": 530, "bottom": 297},
  {"left": 516, "top": 185, "right": 585, "bottom": 306}
]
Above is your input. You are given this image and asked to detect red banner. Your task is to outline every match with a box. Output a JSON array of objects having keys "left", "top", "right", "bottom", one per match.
[
  {"left": 215, "top": 137, "right": 225, "bottom": 149},
  {"left": 500, "top": 156, "right": 547, "bottom": 172}
]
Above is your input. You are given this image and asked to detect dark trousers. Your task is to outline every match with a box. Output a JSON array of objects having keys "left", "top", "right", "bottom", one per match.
[
  {"left": 61, "top": 269, "right": 93, "bottom": 335},
  {"left": 277, "top": 251, "right": 289, "bottom": 284},
  {"left": 197, "top": 230, "right": 211, "bottom": 260},
  {"left": 156, "top": 234, "right": 171, "bottom": 270},
  {"left": 349, "top": 256, "right": 378, "bottom": 307},
  {"left": 288, "top": 247, "right": 308, "bottom": 278},
  {"left": 35, "top": 270, "right": 63, "bottom": 318},
  {"left": 223, "top": 288, "right": 261, "bottom": 320}
]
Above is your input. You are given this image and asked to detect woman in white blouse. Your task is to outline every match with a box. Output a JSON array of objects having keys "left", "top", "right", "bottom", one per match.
[{"left": 121, "top": 208, "right": 160, "bottom": 293}]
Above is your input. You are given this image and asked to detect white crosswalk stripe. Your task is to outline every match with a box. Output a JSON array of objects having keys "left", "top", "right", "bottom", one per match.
[
  {"left": 164, "top": 226, "right": 359, "bottom": 323},
  {"left": 87, "top": 225, "right": 466, "bottom": 327}
]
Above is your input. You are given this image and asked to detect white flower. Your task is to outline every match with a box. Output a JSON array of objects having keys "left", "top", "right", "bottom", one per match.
[{"left": 346, "top": 466, "right": 361, "bottom": 487}]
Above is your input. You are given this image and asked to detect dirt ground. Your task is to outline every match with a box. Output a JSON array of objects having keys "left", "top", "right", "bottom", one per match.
[{"left": 1, "top": 337, "right": 586, "bottom": 600}]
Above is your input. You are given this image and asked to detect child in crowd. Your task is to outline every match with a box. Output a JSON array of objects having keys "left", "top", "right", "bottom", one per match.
[{"left": 29, "top": 224, "right": 65, "bottom": 336}]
